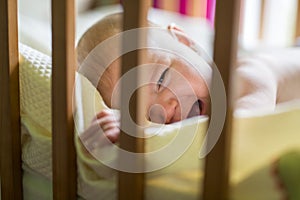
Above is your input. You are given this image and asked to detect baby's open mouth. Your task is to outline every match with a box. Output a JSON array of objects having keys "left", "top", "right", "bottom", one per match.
[{"left": 187, "top": 99, "right": 202, "bottom": 118}]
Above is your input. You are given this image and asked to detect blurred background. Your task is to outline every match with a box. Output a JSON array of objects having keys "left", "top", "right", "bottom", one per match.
[{"left": 18, "top": 0, "right": 300, "bottom": 55}]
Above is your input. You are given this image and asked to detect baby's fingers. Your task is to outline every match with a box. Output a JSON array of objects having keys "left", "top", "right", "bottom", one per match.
[
  {"left": 103, "top": 127, "right": 120, "bottom": 143},
  {"left": 101, "top": 120, "right": 120, "bottom": 131},
  {"left": 93, "top": 109, "right": 119, "bottom": 122}
]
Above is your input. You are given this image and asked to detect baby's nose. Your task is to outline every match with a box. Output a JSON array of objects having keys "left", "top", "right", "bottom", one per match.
[
  {"left": 148, "top": 104, "right": 167, "bottom": 124},
  {"left": 148, "top": 99, "right": 178, "bottom": 124}
]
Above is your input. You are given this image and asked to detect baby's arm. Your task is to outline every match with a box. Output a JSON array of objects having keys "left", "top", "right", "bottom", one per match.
[
  {"left": 234, "top": 57, "right": 277, "bottom": 114},
  {"left": 234, "top": 48, "right": 300, "bottom": 115}
]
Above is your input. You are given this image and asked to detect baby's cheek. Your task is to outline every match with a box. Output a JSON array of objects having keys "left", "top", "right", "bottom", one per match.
[{"left": 148, "top": 104, "right": 167, "bottom": 124}]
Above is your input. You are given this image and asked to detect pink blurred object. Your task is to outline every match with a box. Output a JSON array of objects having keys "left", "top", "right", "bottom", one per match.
[
  {"left": 179, "top": 0, "right": 187, "bottom": 14},
  {"left": 206, "top": 0, "right": 215, "bottom": 28}
]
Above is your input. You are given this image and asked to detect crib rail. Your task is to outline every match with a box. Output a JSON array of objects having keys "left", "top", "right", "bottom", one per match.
[
  {"left": 259, "top": 0, "right": 266, "bottom": 40},
  {"left": 296, "top": 0, "right": 300, "bottom": 39},
  {"left": 0, "top": 0, "right": 23, "bottom": 199},
  {"left": 202, "top": 0, "right": 241, "bottom": 199},
  {"left": 118, "top": 1, "right": 150, "bottom": 199},
  {"left": 51, "top": 0, "right": 77, "bottom": 199}
]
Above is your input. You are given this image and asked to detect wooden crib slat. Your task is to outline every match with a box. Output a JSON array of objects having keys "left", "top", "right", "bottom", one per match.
[
  {"left": 118, "top": 1, "right": 150, "bottom": 200},
  {"left": 259, "top": 0, "right": 266, "bottom": 40},
  {"left": 202, "top": 0, "right": 241, "bottom": 199},
  {"left": 51, "top": 0, "right": 77, "bottom": 199},
  {"left": 0, "top": 0, "right": 23, "bottom": 199},
  {"left": 296, "top": 0, "right": 300, "bottom": 40}
]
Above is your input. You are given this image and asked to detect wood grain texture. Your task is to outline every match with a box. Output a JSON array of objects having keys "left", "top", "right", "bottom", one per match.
[
  {"left": 202, "top": 0, "right": 241, "bottom": 199},
  {"left": 259, "top": 0, "right": 266, "bottom": 40},
  {"left": 0, "top": 0, "right": 23, "bottom": 199},
  {"left": 118, "top": 1, "right": 150, "bottom": 200},
  {"left": 51, "top": 0, "right": 77, "bottom": 199},
  {"left": 296, "top": 0, "right": 300, "bottom": 39}
]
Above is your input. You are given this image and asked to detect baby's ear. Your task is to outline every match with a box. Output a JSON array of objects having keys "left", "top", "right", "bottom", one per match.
[{"left": 167, "top": 23, "right": 194, "bottom": 47}]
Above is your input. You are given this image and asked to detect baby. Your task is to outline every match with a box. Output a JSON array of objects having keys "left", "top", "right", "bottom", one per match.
[
  {"left": 77, "top": 13, "right": 212, "bottom": 143},
  {"left": 77, "top": 13, "right": 300, "bottom": 145}
]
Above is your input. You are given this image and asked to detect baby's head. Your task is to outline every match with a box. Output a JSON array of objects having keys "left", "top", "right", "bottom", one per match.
[
  {"left": 77, "top": 13, "right": 211, "bottom": 124},
  {"left": 77, "top": 13, "right": 122, "bottom": 64}
]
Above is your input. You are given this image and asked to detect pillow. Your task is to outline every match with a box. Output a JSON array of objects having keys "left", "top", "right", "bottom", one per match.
[{"left": 19, "top": 43, "right": 52, "bottom": 179}]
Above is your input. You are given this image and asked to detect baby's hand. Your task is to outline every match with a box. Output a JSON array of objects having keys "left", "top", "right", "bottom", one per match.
[
  {"left": 93, "top": 109, "right": 120, "bottom": 143},
  {"left": 80, "top": 109, "right": 120, "bottom": 150}
]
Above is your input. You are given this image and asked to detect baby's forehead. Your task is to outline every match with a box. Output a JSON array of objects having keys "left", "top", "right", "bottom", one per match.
[
  {"left": 140, "top": 49, "right": 194, "bottom": 79},
  {"left": 146, "top": 49, "right": 189, "bottom": 66},
  {"left": 147, "top": 49, "right": 172, "bottom": 64}
]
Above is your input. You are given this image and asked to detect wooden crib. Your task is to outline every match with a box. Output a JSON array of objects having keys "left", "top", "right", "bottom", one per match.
[{"left": 1, "top": 0, "right": 299, "bottom": 199}]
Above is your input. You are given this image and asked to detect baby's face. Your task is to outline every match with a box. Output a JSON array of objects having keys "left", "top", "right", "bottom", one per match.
[
  {"left": 104, "top": 49, "right": 210, "bottom": 124},
  {"left": 141, "top": 50, "right": 210, "bottom": 124}
]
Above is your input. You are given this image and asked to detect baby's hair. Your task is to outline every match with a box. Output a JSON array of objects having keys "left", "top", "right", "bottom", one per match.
[
  {"left": 76, "top": 13, "right": 158, "bottom": 67},
  {"left": 77, "top": 13, "right": 123, "bottom": 66}
]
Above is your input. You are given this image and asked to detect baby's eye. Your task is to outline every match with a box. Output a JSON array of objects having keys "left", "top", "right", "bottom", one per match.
[{"left": 157, "top": 68, "right": 169, "bottom": 91}]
